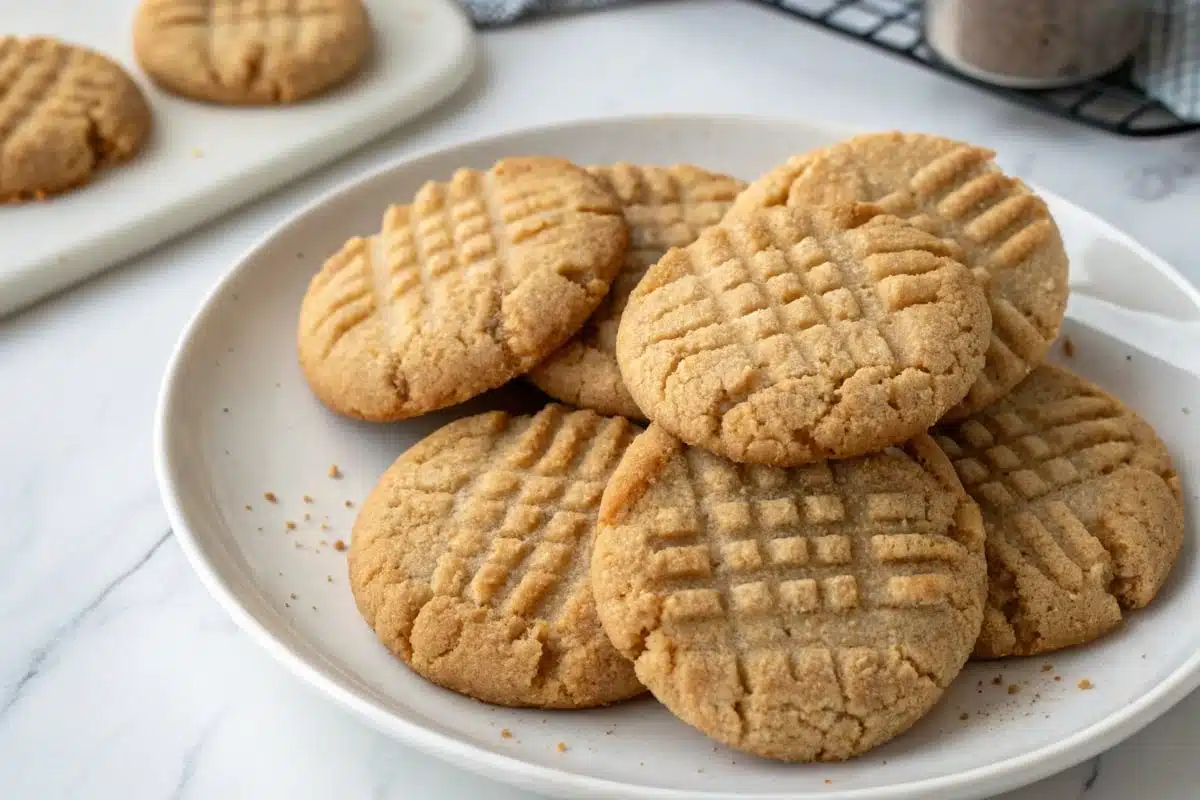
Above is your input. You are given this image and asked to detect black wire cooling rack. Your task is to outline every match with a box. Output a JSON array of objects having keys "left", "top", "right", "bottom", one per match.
[{"left": 752, "top": 0, "right": 1199, "bottom": 138}]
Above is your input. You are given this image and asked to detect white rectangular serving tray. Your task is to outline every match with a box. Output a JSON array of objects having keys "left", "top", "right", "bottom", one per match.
[{"left": 0, "top": 0, "right": 476, "bottom": 318}]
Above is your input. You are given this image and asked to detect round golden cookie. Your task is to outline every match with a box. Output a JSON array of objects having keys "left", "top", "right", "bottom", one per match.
[
  {"left": 349, "top": 405, "right": 645, "bottom": 708},
  {"left": 729, "top": 131, "right": 1070, "bottom": 417},
  {"left": 615, "top": 202, "right": 991, "bottom": 466},
  {"left": 527, "top": 163, "right": 746, "bottom": 420},
  {"left": 932, "top": 364, "right": 1183, "bottom": 659},
  {"left": 132, "top": 0, "right": 370, "bottom": 104},
  {"left": 298, "top": 156, "right": 628, "bottom": 421},
  {"left": 0, "top": 36, "right": 151, "bottom": 202},
  {"left": 592, "top": 425, "right": 987, "bottom": 761}
]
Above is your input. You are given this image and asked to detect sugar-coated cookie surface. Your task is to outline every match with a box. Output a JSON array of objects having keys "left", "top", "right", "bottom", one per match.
[
  {"left": 297, "top": 156, "right": 628, "bottom": 421},
  {"left": 592, "top": 425, "right": 986, "bottom": 761},
  {"left": 0, "top": 36, "right": 151, "bottom": 201},
  {"left": 528, "top": 163, "right": 746, "bottom": 419},
  {"left": 933, "top": 364, "right": 1184, "bottom": 658},
  {"left": 616, "top": 202, "right": 991, "bottom": 466},
  {"left": 133, "top": 0, "right": 371, "bottom": 104},
  {"left": 730, "top": 131, "right": 1070, "bottom": 417},
  {"left": 349, "top": 405, "right": 645, "bottom": 708}
]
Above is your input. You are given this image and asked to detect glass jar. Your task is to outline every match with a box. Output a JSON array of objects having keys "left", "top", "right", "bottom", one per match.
[{"left": 923, "top": 0, "right": 1147, "bottom": 89}]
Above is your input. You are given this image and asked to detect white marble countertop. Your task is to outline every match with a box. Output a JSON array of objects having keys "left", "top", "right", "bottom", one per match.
[{"left": 2, "top": 2, "right": 1198, "bottom": 797}]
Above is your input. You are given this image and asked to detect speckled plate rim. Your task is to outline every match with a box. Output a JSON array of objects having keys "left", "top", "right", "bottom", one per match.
[{"left": 154, "top": 113, "right": 1200, "bottom": 800}]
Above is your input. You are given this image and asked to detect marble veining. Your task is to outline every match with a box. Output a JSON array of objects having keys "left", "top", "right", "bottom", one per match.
[{"left": 2, "top": 1, "right": 1199, "bottom": 798}]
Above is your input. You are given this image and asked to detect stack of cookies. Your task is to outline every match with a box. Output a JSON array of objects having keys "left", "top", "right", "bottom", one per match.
[{"left": 295, "top": 135, "right": 1185, "bottom": 763}]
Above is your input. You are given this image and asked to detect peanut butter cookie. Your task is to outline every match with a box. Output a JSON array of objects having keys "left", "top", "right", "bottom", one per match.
[
  {"left": 615, "top": 202, "right": 991, "bottom": 466},
  {"left": 528, "top": 163, "right": 746, "bottom": 419},
  {"left": 298, "top": 156, "right": 628, "bottom": 421},
  {"left": 730, "top": 132, "right": 1070, "bottom": 417},
  {"left": 592, "top": 425, "right": 986, "bottom": 761},
  {"left": 133, "top": 0, "right": 371, "bottom": 104},
  {"left": 349, "top": 405, "right": 644, "bottom": 708},
  {"left": 933, "top": 364, "right": 1183, "bottom": 658},
  {"left": 0, "top": 36, "right": 150, "bottom": 201}
]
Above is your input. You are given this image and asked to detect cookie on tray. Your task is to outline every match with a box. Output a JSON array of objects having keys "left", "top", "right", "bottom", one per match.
[
  {"left": 297, "top": 156, "right": 628, "bottom": 421},
  {"left": 592, "top": 425, "right": 987, "bottom": 761},
  {"left": 615, "top": 201, "right": 991, "bottom": 466},
  {"left": 349, "top": 404, "right": 645, "bottom": 708},
  {"left": 729, "top": 131, "right": 1070, "bottom": 417},
  {"left": 133, "top": 0, "right": 371, "bottom": 104},
  {"left": 528, "top": 163, "right": 746, "bottom": 420},
  {"left": 933, "top": 364, "right": 1183, "bottom": 658},
  {"left": 0, "top": 36, "right": 151, "bottom": 202}
]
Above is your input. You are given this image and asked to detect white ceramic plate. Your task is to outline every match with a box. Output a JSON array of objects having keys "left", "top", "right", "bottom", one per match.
[{"left": 154, "top": 115, "right": 1200, "bottom": 800}]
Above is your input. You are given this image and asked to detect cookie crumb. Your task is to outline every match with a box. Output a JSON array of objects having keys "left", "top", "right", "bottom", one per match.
[
  {"left": 824, "top": 779, "right": 832, "bottom": 785},
  {"left": 1062, "top": 336, "right": 1075, "bottom": 358},
  {"left": 1078, "top": 679, "right": 1094, "bottom": 690},
  {"left": 285, "top": 521, "right": 296, "bottom": 530},
  {"left": 1042, "top": 663, "right": 1054, "bottom": 672},
  {"left": 500, "top": 728, "right": 512, "bottom": 739},
  {"left": 284, "top": 602, "right": 290, "bottom": 608},
  {"left": 1054, "top": 675, "right": 1062, "bottom": 681},
  {"left": 556, "top": 742, "right": 567, "bottom": 753},
  {"left": 311, "top": 605, "right": 317, "bottom": 611},
  {"left": 344, "top": 500, "right": 354, "bottom": 508},
  {"left": 303, "top": 494, "right": 313, "bottom": 503},
  {"left": 222, "top": 407, "right": 229, "bottom": 413},
  {"left": 1007, "top": 684, "right": 1020, "bottom": 695},
  {"left": 244, "top": 504, "right": 252, "bottom": 511},
  {"left": 304, "top": 513, "right": 311, "bottom": 522},
  {"left": 327, "top": 575, "right": 333, "bottom": 583},
  {"left": 959, "top": 712, "right": 969, "bottom": 721},
  {"left": 992, "top": 675, "right": 1003, "bottom": 685},
  {"left": 320, "top": 523, "right": 330, "bottom": 532},
  {"left": 264, "top": 492, "right": 278, "bottom": 503},
  {"left": 328, "top": 464, "right": 342, "bottom": 479},
  {"left": 290, "top": 593, "right": 297, "bottom": 600},
  {"left": 334, "top": 539, "right": 347, "bottom": 551}
]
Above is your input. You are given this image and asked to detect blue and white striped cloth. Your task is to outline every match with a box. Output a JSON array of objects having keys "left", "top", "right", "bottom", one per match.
[
  {"left": 459, "top": 0, "right": 1200, "bottom": 122},
  {"left": 1133, "top": 0, "right": 1200, "bottom": 121}
]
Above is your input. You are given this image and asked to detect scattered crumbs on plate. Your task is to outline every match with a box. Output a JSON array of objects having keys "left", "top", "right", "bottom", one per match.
[
  {"left": 320, "top": 523, "right": 330, "bottom": 532},
  {"left": 334, "top": 539, "right": 347, "bottom": 551},
  {"left": 1062, "top": 336, "right": 1075, "bottom": 358},
  {"left": 959, "top": 712, "right": 969, "bottom": 721},
  {"left": 1054, "top": 676, "right": 1062, "bottom": 682},
  {"left": 1078, "top": 679, "right": 1094, "bottom": 690},
  {"left": 992, "top": 675, "right": 1003, "bottom": 686},
  {"left": 1042, "top": 663, "right": 1054, "bottom": 672},
  {"left": 244, "top": 504, "right": 252, "bottom": 511},
  {"left": 303, "top": 495, "right": 314, "bottom": 503},
  {"left": 500, "top": 728, "right": 512, "bottom": 739},
  {"left": 824, "top": 779, "right": 832, "bottom": 785},
  {"left": 222, "top": 407, "right": 229, "bottom": 413},
  {"left": 556, "top": 742, "right": 567, "bottom": 753},
  {"left": 976, "top": 680, "right": 983, "bottom": 688},
  {"left": 264, "top": 492, "right": 278, "bottom": 503},
  {"left": 328, "top": 464, "right": 342, "bottom": 479},
  {"left": 1007, "top": 684, "right": 1020, "bottom": 695},
  {"left": 285, "top": 521, "right": 296, "bottom": 531},
  {"left": 290, "top": 593, "right": 298, "bottom": 600},
  {"left": 312, "top": 605, "right": 318, "bottom": 611},
  {"left": 327, "top": 575, "right": 334, "bottom": 583},
  {"left": 344, "top": 500, "right": 354, "bottom": 508},
  {"left": 304, "top": 513, "right": 312, "bottom": 522},
  {"left": 284, "top": 602, "right": 290, "bottom": 608}
]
